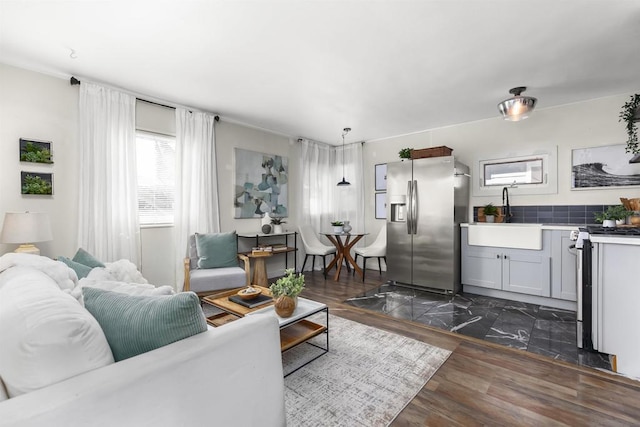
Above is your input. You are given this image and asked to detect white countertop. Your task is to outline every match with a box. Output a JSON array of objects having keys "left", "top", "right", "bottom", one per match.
[
  {"left": 590, "top": 235, "right": 640, "bottom": 246},
  {"left": 460, "top": 223, "right": 579, "bottom": 231}
]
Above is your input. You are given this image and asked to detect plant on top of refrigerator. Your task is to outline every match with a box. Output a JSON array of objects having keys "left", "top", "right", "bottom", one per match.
[{"left": 398, "top": 148, "right": 413, "bottom": 159}]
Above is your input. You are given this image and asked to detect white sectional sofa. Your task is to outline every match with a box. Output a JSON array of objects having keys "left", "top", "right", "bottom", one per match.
[{"left": 0, "top": 255, "right": 286, "bottom": 427}]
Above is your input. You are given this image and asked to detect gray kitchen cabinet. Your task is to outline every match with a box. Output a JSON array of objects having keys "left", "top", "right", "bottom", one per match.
[
  {"left": 550, "top": 230, "right": 578, "bottom": 301},
  {"left": 461, "top": 245, "right": 502, "bottom": 290},
  {"left": 461, "top": 228, "right": 552, "bottom": 297},
  {"left": 592, "top": 238, "right": 640, "bottom": 378}
]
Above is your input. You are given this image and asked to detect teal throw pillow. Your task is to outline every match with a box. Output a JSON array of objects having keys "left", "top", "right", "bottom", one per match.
[
  {"left": 72, "top": 248, "right": 105, "bottom": 269},
  {"left": 83, "top": 287, "right": 207, "bottom": 362},
  {"left": 195, "top": 232, "right": 238, "bottom": 269},
  {"left": 58, "top": 256, "right": 93, "bottom": 279}
]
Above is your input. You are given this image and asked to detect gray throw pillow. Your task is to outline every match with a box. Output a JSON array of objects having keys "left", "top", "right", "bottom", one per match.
[
  {"left": 72, "top": 248, "right": 105, "bottom": 269},
  {"left": 58, "top": 256, "right": 93, "bottom": 279},
  {"left": 83, "top": 287, "right": 207, "bottom": 362},
  {"left": 195, "top": 232, "right": 238, "bottom": 269}
]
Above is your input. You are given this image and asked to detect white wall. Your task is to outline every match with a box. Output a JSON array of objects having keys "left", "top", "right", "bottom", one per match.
[
  {"left": 0, "top": 64, "right": 301, "bottom": 286},
  {"left": 216, "top": 121, "right": 301, "bottom": 278},
  {"left": 362, "top": 93, "right": 640, "bottom": 245},
  {"left": 0, "top": 63, "right": 79, "bottom": 258}
]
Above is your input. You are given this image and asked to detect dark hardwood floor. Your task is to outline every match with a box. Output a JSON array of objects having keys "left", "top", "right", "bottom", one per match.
[{"left": 300, "top": 270, "right": 640, "bottom": 426}]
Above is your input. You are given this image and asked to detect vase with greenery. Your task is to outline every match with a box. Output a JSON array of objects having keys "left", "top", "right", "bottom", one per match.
[
  {"left": 270, "top": 268, "right": 305, "bottom": 317},
  {"left": 594, "top": 205, "right": 633, "bottom": 227},
  {"left": 482, "top": 203, "right": 499, "bottom": 223},
  {"left": 270, "top": 217, "right": 286, "bottom": 234},
  {"left": 399, "top": 148, "right": 413, "bottom": 160},
  {"left": 619, "top": 94, "right": 640, "bottom": 154}
]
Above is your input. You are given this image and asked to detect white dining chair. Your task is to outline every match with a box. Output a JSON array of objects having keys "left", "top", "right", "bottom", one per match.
[
  {"left": 299, "top": 225, "right": 336, "bottom": 278},
  {"left": 353, "top": 225, "right": 386, "bottom": 281}
]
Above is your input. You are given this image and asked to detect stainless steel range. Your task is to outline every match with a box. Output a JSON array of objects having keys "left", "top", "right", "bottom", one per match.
[{"left": 572, "top": 228, "right": 592, "bottom": 349}]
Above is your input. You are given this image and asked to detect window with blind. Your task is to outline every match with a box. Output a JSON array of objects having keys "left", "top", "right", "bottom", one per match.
[{"left": 136, "top": 132, "right": 176, "bottom": 225}]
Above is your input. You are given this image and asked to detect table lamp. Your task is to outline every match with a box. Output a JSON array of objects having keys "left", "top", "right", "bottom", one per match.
[{"left": 0, "top": 212, "right": 53, "bottom": 255}]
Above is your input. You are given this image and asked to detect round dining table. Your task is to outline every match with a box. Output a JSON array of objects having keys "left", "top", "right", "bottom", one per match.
[{"left": 320, "top": 231, "right": 368, "bottom": 281}]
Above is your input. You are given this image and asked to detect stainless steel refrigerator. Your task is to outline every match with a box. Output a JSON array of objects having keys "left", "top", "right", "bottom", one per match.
[{"left": 386, "top": 156, "right": 469, "bottom": 293}]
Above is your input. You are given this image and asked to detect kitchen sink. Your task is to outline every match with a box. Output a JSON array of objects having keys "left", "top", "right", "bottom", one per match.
[{"left": 467, "top": 223, "right": 543, "bottom": 250}]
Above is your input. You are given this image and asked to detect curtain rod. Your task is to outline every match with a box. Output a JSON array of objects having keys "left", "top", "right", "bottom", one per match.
[{"left": 70, "top": 76, "right": 219, "bottom": 121}]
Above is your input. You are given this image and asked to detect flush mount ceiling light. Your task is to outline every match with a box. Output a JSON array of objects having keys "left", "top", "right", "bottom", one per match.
[
  {"left": 498, "top": 87, "right": 537, "bottom": 122},
  {"left": 337, "top": 127, "right": 351, "bottom": 187}
]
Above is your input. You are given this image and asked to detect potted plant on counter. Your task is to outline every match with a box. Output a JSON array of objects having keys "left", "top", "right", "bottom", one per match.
[
  {"left": 594, "top": 205, "right": 633, "bottom": 228},
  {"left": 270, "top": 268, "right": 305, "bottom": 318},
  {"left": 331, "top": 220, "right": 344, "bottom": 233},
  {"left": 482, "top": 203, "right": 499, "bottom": 223}
]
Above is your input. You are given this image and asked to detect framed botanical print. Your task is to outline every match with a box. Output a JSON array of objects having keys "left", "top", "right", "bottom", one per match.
[
  {"left": 375, "top": 163, "right": 387, "bottom": 191},
  {"left": 375, "top": 192, "right": 386, "bottom": 219}
]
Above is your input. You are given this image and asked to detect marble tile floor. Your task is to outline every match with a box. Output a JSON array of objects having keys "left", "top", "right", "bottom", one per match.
[{"left": 345, "top": 282, "right": 612, "bottom": 372}]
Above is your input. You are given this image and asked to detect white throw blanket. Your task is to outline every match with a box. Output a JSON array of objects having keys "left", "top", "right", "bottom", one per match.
[
  {"left": 0, "top": 253, "right": 81, "bottom": 301},
  {"left": 0, "top": 254, "right": 162, "bottom": 304},
  {"left": 86, "top": 259, "right": 149, "bottom": 284}
]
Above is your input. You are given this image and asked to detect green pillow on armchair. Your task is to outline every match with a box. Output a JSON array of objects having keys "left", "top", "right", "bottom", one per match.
[{"left": 195, "top": 231, "right": 238, "bottom": 269}]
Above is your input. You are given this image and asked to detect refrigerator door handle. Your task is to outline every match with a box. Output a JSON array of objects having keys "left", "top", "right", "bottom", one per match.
[
  {"left": 406, "top": 180, "right": 412, "bottom": 234},
  {"left": 412, "top": 180, "right": 418, "bottom": 234}
]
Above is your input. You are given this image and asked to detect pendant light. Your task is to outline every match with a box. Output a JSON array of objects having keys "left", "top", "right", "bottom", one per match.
[
  {"left": 337, "top": 127, "right": 351, "bottom": 186},
  {"left": 498, "top": 87, "right": 537, "bottom": 122}
]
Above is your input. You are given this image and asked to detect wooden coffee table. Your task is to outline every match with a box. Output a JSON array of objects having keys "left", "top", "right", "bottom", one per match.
[
  {"left": 202, "top": 286, "right": 274, "bottom": 326},
  {"left": 202, "top": 286, "right": 329, "bottom": 375}
]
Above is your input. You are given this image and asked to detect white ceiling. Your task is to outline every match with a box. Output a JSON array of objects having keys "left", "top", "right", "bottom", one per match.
[{"left": 1, "top": 0, "right": 639, "bottom": 145}]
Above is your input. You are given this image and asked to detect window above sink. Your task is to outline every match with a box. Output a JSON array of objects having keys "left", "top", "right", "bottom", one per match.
[{"left": 472, "top": 146, "right": 558, "bottom": 196}]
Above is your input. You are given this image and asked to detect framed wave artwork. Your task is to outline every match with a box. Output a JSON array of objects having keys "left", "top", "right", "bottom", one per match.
[{"left": 571, "top": 144, "right": 640, "bottom": 189}]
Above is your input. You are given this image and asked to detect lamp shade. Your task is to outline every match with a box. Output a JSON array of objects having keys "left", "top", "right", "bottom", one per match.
[
  {"left": 498, "top": 87, "right": 537, "bottom": 122},
  {"left": 0, "top": 212, "right": 53, "bottom": 244}
]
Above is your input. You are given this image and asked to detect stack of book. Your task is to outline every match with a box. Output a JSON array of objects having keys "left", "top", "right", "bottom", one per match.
[
  {"left": 272, "top": 244, "right": 288, "bottom": 252},
  {"left": 251, "top": 246, "right": 273, "bottom": 255}
]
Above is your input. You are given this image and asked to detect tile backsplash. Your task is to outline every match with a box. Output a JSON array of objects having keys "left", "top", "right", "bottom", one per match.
[{"left": 472, "top": 205, "right": 612, "bottom": 225}]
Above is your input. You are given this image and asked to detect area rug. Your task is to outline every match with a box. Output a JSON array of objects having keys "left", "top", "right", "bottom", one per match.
[{"left": 282, "top": 314, "right": 451, "bottom": 426}]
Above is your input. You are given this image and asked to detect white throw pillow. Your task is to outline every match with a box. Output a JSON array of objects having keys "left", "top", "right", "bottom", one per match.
[
  {"left": 79, "top": 279, "right": 174, "bottom": 296},
  {"left": 0, "top": 267, "right": 114, "bottom": 398}
]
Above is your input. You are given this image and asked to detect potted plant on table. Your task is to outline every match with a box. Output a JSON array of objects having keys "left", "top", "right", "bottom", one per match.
[
  {"left": 270, "top": 268, "right": 305, "bottom": 318},
  {"left": 482, "top": 203, "right": 499, "bottom": 223},
  {"left": 270, "top": 217, "right": 286, "bottom": 234},
  {"left": 331, "top": 220, "right": 344, "bottom": 233},
  {"left": 594, "top": 205, "right": 633, "bottom": 228}
]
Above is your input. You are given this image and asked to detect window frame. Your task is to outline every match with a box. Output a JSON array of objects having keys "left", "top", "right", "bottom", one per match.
[{"left": 472, "top": 146, "right": 558, "bottom": 196}]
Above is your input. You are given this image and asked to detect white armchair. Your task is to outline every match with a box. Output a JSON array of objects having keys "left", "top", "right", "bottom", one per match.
[
  {"left": 299, "top": 225, "right": 336, "bottom": 278},
  {"left": 353, "top": 225, "right": 386, "bottom": 281}
]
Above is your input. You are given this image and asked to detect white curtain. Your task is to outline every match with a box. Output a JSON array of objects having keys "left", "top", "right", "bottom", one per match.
[
  {"left": 78, "top": 82, "right": 139, "bottom": 264},
  {"left": 336, "top": 142, "right": 365, "bottom": 233},
  {"left": 174, "top": 108, "right": 219, "bottom": 290},
  {"left": 299, "top": 139, "right": 364, "bottom": 269},
  {"left": 299, "top": 140, "right": 335, "bottom": 233}
]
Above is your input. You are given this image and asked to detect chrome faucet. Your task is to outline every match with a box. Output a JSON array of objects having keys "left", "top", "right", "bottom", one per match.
[{"left": 502, "top": 187, "right": 512, "bottom": 223}]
